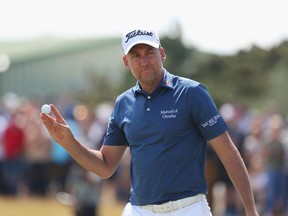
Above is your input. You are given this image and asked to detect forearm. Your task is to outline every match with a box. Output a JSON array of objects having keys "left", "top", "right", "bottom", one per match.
[
  {"left": 221, "top": 147, "right": 257, "bottom": 214},
  {"left": 40, "top": 105, "right": 124, "bottom": 179},
  {"left": 63, "top": 137, "right": 113, "bottom": 179},
  {"left": 209, "top": 132, "right": 259, "bottom": 215}
]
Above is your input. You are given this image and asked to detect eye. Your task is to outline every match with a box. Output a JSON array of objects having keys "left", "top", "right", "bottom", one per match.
[
  {"left": 148, "top": 50, "right": 154, "bottom": 55},
  {"left": 130, "top": 53, "right": 140, "bottom": 59},
  {"left": 148, "top": 48, "right": 158, "bottom": 55}
]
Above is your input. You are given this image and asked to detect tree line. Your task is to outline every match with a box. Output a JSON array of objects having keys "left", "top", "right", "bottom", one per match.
[{"left": 78, "top": 36, "right": 288, "bottom": 115}]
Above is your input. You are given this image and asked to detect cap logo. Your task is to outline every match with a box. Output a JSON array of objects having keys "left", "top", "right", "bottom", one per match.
[{"left": 124, "top": 30, "right": 154, "bottom": 43}]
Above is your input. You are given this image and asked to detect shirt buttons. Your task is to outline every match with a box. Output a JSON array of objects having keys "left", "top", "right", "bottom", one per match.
[
  {"left": 146, "top": 108, "right": 150, "bottom": 111},
  {"left": 147, "top": 96, "right": 151, "bottom": 99}
]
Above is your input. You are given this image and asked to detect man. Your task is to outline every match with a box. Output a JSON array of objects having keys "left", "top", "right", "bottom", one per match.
[{"left": 40, "top": 29, "right": 259, "bottom": 216}]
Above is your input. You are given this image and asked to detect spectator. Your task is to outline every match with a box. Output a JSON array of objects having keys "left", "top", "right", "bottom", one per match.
[
  {"left": 23, "top": 102, "right": 51, "bottom": 197},
  {"left": 66, "top": 162, "right": 103, "bottom": 216},
  {"left": 0, "top": 106, "right": 8, "bottom": 194},
  {"left": 2, "top": 110, "right": 25, "bottom": 196},
  {"left": 262, "top": 114, "right": 286, "bottom": 215},
  {"left": 243, "top": 116, "right": 267, "bottom": 214}
]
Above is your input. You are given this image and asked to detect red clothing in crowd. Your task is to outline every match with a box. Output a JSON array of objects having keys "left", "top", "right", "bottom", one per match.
[{"left": 3, "top": 123, "right": 24, "bottom": 160}]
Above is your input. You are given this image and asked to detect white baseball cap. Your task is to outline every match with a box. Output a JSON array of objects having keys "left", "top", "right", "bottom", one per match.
[{"left": 122, "top": 29, "right": 161, "bottom": 55}]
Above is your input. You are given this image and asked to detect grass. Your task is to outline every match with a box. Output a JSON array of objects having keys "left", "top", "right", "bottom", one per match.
[
  {"left": 0, "top": 182, "right": 125, "bottom": 216},
  {"left": 0, "top": 182, "right": 231, "bottom": 216},
  {"left": 0, "top": 196, "right": 72, "bottom": 216},
  {"left": 0, "top": 196, "right": 124, "bottom": 216}
]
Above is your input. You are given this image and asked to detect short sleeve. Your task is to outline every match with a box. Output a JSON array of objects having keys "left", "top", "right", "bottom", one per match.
[{"left": 191, "top": 84, "right": 228, "bottom": 140}]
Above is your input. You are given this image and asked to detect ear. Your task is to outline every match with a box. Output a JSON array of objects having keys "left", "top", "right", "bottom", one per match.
[
  {"left": 160, "top": 47, "right": 166, "bottom": 63},
  {"left": 122, "top": 55, "right": 130, "bottom": 70}
]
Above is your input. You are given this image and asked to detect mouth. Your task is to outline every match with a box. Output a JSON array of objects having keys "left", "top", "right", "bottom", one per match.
[{"left": 140, "top": 67, "right": 154, "bottom": 73}]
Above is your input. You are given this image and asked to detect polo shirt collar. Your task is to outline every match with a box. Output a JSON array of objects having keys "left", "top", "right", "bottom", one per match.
[
  {"left": 160, "top": 69, "right": 174, "bottom": 89},
  {"left": 133, "top": 69, "right": 174, "bottom": 96}
]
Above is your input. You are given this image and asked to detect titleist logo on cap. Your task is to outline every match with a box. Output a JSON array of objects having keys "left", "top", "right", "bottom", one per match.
[
  {"left": 122, "top": 29, "right": 160, "bottom": 54},
  {"left": 124, "top": 30, "right": 154, "bottom": 43}
]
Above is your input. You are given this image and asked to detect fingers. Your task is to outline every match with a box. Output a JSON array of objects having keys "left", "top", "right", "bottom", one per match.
[
  {"left": 39, "top": 113, "right": 53, "bottom": 135},
  {"left": 40, "top": 104, "right": 72, "bottom": 146},
  {"left": 40, "top": 104, "right": 67, "bottom": 131},
  {"left": 50, "top": 104, "right": 67, "bottom": 124}
]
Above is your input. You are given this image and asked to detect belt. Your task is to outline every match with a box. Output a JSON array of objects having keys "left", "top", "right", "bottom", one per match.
[{"left": 139, "top": 194, "right": 206, "bottom": 213}]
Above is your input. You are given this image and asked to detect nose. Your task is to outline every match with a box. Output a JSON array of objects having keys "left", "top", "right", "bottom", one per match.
[{"left": 138, "top": 56, "right": 149, "bottom": 67}]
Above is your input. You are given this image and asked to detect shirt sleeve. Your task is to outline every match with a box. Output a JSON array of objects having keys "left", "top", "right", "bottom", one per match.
[
  {"left": 191, "top": 84, "right": 228, "bottom": 140},
  {"left": 103, "top": 102, "right": 129, "bottom": 146}
]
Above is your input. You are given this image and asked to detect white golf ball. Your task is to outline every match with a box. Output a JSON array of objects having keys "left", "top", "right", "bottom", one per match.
[{"left": 41, "top": 104, "right": 51, "bottom": 114}]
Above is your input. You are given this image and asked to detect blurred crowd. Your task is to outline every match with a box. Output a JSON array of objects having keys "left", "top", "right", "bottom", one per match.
[
  {"left": 206, "top": 102, "right": 288, "bottom": 216},
  {"left": 0, "top": 92, "right": 130, "bottom": 216},
  {"left": 0, "top": 92, "right": 288, "bottom": 216}
]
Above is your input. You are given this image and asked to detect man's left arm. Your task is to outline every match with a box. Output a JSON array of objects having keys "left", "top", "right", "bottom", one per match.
[{"left": 208, "top": 131, "right": 259, "bottom": 216}]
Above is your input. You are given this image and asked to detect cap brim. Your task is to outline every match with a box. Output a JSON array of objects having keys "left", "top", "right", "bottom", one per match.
[{"left": 124, "top": 40, "right": 160, "bottom": 55}]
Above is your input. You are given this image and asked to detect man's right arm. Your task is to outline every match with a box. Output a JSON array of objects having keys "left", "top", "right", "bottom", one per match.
[
  {"left": 40, "top": 104, "right": 127, "bottom": 179},
  {"left": 64, "top": 138, "right": 127, "bottom": 179}
]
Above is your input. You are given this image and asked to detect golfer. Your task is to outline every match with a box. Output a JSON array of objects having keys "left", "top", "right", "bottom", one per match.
[{"left": 41, "top": 28, "right": 259, "bottom": 216}]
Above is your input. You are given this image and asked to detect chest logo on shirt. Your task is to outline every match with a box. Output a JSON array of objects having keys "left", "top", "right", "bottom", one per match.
[
  {"left": 202, "top": 114, "right": 221, "bottom": 127},
  {"left": 160, "top": 109, "right": 178, "bottom": 119}
]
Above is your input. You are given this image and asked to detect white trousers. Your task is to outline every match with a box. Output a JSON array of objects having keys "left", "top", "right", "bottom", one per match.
[{"left": 121, "top": 199, "right": 213, "bottom": 216}]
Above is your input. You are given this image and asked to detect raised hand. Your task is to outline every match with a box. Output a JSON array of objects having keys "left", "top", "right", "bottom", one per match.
[{"left": 40, "top": 104, "right": 74, "bottom": 147}]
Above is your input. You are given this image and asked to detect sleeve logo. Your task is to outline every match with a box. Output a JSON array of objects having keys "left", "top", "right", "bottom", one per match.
[{"left": 201, "top": 114, "right": 221, "bottom": 127}]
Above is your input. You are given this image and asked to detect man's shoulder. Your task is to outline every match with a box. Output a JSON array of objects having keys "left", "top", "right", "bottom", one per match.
[
  {"left": 116, "top": 87, "right": 135, "bottom": 102},
  {"left": 179, "top": 76, "right": 201, "bottom": 87},
  {"left": 173, "top": 75, "right": 202, "bottom": 90},
  {"left": 165, "top": 70, "right": 201, "bottom": 88}
]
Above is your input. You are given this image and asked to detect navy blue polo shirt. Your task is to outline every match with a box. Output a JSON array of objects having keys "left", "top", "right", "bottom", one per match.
[{"left": 104, "top": 70, "right": 228, "bottom": 205}]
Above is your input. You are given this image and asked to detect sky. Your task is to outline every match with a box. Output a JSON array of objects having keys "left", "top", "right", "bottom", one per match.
[{"left": 1, "top": 0, "right": 288, "bottom": 55}]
